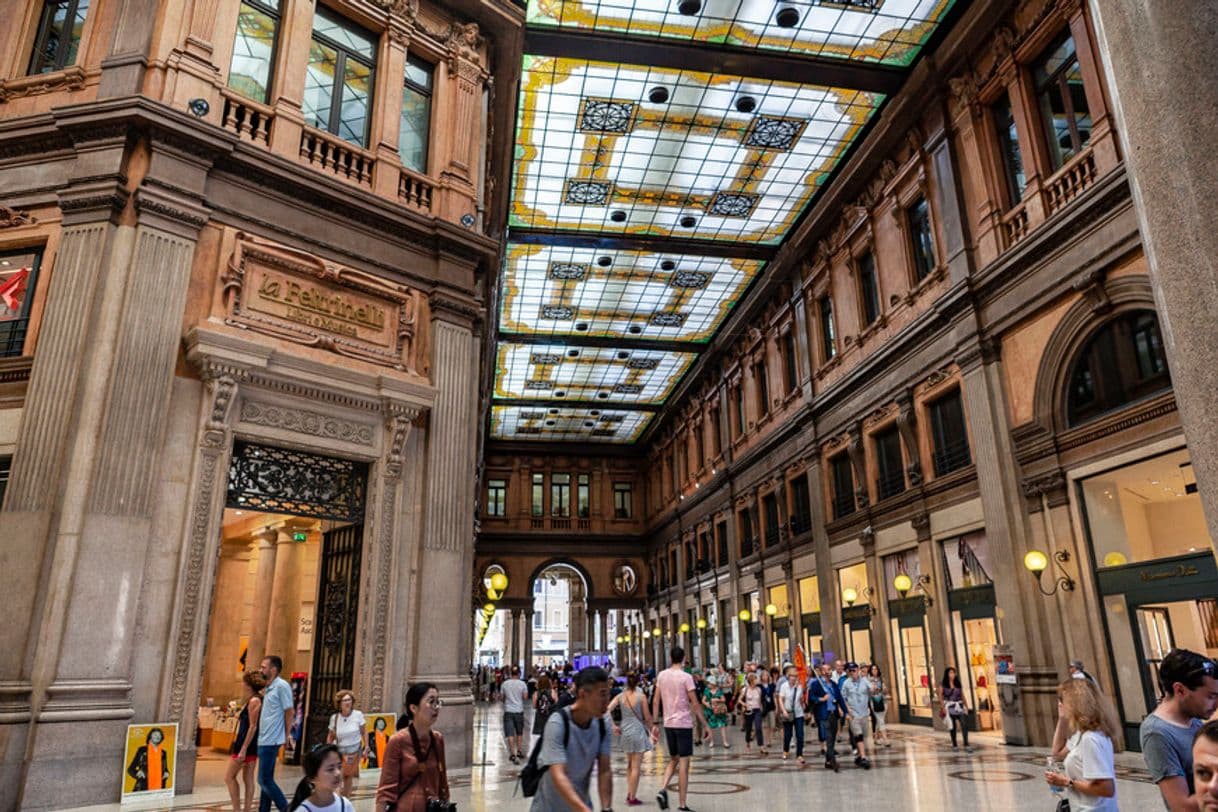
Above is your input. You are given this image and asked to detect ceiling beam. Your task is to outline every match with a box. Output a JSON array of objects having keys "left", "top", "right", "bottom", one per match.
[
  {"left": 510, "top": 227, "right": 776, "bottom": 261},
  {"left": 491, "top": 397, "right": 660, "bottom": 412},
  {"left": 498, "top": 332, "right": 706, "bottom": 354},
  {"left": 524, "top": 28, "right": 908, "bottom": 96}
]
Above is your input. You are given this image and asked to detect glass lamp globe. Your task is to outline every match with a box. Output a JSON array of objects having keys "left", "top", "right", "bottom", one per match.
[
  {"left": 764, "top": 603, "right": 778, "bottom": 616},
  {"left": 738, "top": 609, "right": 751, "bottom": 622},
  {"left": 490, "top": 572, "right": 509, "bottom": 592},
  {"left": 1024, "top": 550, "right": 1049, "bottom": 574},
  {"left": 679, "top": 622, "right": 690, "bottom": 633},
  {"left": 486, "top": 587, "right": 501, "bottom": 601},
  {"left": 482, "top": 602, "right": 495, "bottom": 613},
  {"left": 1103, "top": 551, "right": 1128, "bottom": 567},
  {"left": 842, "top": 587, "right": 858, "bottom": 606},
  {"left": 616, "top": 636, "right": 624, "bottom": 644},
  {"left": 696, "top": 618, "right": 707, "bottom": 629},
  {"left": 893, "top": 573, "right": 913, "bottom": 595},
  {"left": 652, "top": 627, "right": 662, "bottom": 636},
  {"left": 643, "top": 631, "right": 651, "bottom": 639}
]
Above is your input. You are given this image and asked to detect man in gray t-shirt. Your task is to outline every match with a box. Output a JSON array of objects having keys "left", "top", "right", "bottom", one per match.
[
  {"left": 501, "top": 665, "right": 529, "bottom": 763},
  {"left": 531, "top": 667, "right": 612, "bottom": 812},
  {"left": 1139, "top": 649, "right": 1218, "bottom": 809}
]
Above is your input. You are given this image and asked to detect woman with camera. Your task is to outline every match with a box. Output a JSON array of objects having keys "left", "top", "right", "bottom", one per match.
[{"left": 375, "top": 683, "right": 452, "bottom": 812}]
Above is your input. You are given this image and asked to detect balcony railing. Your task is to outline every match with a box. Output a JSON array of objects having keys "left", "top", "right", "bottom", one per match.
[
  {"left": 1001, "top": 200, "right": 1030, "bottom": 248},
  {"left": 551, "top": 517, "right": 571, "bottom": 529},
  {"left": 398, "top": 167, "right": 435, "bottom": 213},
  {"left": 876, "top": 467, "right": 906, "bottom": 500},
  {"left": 299, "top": 127, "right": 374, "bottom": 188},
  {"left": 764, "top": 527, "right": 781, "bottom": 549},
  {"left": 789, "top": 514, "right": 812, "bottom": 535},
  {"left": 1044, "top": 149, "right": 1097, "bottom": 217},
  {"left": 220, "top": 90, "right": 273, "bottom": 146},
  {"left": 0, "top": 317, "right": 31, "bottom": 358},
  {"left": 932, "top": 438, "right": 972, "bottom": 477}
]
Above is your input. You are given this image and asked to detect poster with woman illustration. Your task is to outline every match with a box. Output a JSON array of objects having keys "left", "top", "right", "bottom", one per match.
[
  {"left": 363, "top": 713, "right": 396, "bottom": 769},
  {"left": 121, "top": 723, "right": 177, "bottom": 802}
]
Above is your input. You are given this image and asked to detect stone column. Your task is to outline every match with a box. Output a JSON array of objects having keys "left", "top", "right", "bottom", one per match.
[
  {"left": 201, "top": 540, "right": 254, "bottom": 703},
  {"left": 414, "top": 292, "right": 481, "bottom": 766},
  {"left": 371, "top": 29, "right": 409, "bottom": 198},
  {"left": 1087, "top": 1, "right": 1218, "bottom": 549},
  {"left": 960, "top": 346, "right": 1055, "bottom": 745},
  {"left": 265, "top": 525, "right": 309, "bottom": 674},
  {"left": 915, "top": 513, "right": 950, "bottom": 730},
  {"left": 511, "top": 610, "right": 523, "bottom": 669},
  {"left": 267, "top": 0, "right": 316, "bottom": 158},
  {"left": 246, "top": 526, "right": 279, "bottom": 668},
  {"left": 523, "top": 610, "right": 534, "bottom": 671},
  {"left": 807, "top": 459, "right": 844, "bottom": 661}
]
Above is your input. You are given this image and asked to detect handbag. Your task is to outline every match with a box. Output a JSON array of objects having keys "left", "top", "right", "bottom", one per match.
[{"left": 946, "top": 700, "right": 966, "bottom": 717}]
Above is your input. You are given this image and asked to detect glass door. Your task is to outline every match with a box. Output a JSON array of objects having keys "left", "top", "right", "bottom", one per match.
[
  {"left": 1136, "top": 607, "right": 1174, "bottom": 698},
  {"left": 961, "top": 617, "right": 1001, "bottom": 732},
  {"left": 890, "top": 616, "right": 932, "bottom": 723}
]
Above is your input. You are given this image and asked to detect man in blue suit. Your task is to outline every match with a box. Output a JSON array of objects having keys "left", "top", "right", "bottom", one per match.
[{"left": 808, "top": 663, "right": 845, "bottom": 772}]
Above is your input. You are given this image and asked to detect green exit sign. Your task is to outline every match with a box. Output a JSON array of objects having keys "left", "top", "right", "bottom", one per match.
[{"left": 292, "top": 531, "right": 308, "bottom": 542}]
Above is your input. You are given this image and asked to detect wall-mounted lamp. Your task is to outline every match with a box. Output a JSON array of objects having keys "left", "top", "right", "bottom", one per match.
[
  {"left": 1024, "top": 549, "right": 1076, "bottom": 596},
  {"left": 738, "top": 609, "right": 752, "bottom": 622},
  {"left": 893, "top": 573, "right": 935, "bottom": 607},
  {"left": 696, "top": 618, "right": 707, "bottom": 630},
  {"left": 616, "top": 636, "right": 624, "bottom": 644},
  {"left": 490, "top": 572, "right": 509, "bottom": 592},
  {"left": 643, "top": 631, "right": 651, "bottom": 639},
  {"left": 764, "top": 603, "right": 778, "bottom": 617},
  {"left": 652, "top": 626, "right": 662, "bottom": 636},
  {"left": 679, "top": 622, "right": 691, "bottom": 633}
]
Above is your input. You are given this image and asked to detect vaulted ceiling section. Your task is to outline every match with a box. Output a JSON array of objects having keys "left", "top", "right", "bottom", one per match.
[{"left": 492, "top": 0, "right": 957, "bottom": 443}]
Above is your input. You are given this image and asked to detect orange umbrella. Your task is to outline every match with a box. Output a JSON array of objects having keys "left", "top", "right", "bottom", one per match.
[{"left": 793, "top": 644, "right": 808, "bottom": 688}]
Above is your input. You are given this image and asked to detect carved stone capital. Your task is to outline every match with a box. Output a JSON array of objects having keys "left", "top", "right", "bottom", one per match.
[{"left": 0, "top": 205, "right": 35, "bottom": 228}]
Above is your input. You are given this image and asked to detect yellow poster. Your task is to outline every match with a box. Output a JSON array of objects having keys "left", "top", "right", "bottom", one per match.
[
  {"left": 363, "top": 713, "right": 397, "bottom": 769},
  {"left": 121, "top": 723, "right": 177, "bottom": 802}
]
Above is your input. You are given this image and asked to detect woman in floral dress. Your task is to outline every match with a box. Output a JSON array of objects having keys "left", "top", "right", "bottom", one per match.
[{"left": 702, "top": 681, "right": 731, "bottom": 748}]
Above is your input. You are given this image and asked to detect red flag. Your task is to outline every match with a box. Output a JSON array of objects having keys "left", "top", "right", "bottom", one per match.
[
  {"left": 794, "top": 644, "right": 808, "bottom": 688},
  {"left": 0, "top": 268, "right": 29, "bottom": 312}
]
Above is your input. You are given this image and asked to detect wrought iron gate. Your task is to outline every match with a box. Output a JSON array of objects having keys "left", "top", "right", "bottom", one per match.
[{"left": 305, "top": 523, "right": 364, "bottom": 749}]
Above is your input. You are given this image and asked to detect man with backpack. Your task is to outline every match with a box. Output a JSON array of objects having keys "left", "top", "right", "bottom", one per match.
[{"left": 526, "top": 667, "right": 613, "bottom": 812}]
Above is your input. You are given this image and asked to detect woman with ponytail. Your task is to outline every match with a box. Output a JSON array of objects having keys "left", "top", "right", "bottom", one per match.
[
  {"left": 375, "top": 682, "right": 450, "bottom": 812},
  {"left": 287, "top": 743, "right": 350, "bottom": 812}
]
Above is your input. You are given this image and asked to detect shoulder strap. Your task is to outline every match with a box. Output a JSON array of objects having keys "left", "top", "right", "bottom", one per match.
[
  {"left": 598, "top": 716, "right": 607, "bottom": 743},
  {"left": 560, "top": 707, "right": 571, "bottom": 748}
]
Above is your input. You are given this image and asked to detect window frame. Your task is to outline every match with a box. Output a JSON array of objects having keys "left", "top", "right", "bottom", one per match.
[
  {"left": 906, "top": 195, "right": 937, "bottom": 283},
  {"left": 399, "top": 51, "right": 435, "bottom": 173},
  {"left": 485, "top": 478, "right": 506, "bottom": 517},
  {"left": 550, "top": 472, "right": 571, "bottom": 518},
  {"left": 1032, "top": 32, "right": 1090, "bottom": 172},
  {"left": 305, "top": 6, "right": 378, "bottom": 146},
  {"left": 754, "top": 359, "right": 770, "bottom": 417},
  {"left": 530, "top": 472, "right": 544, "bottom": 517},
  {"left": 226, "top": 0, "right": 283, "bottom": 104},
  {"left": 818, "top": 294, "right": 837, "bottom": 363},
  {"left": 928, "top": 389, "right": 972, "bottom": 477},
  {"left": 829, "top": 452, "right": 855, "bottom": 520},
  {"left": 0, "top": 247, "right": 44, "bottom": 358},
  {"left": 27, "top": 0, "right": 91, "bottom": 75},
  {"left": 613, "top": 481, "right": 633, "bottom": 519},
  {"left": 873, "top": 425, "right": 906, "bottom": 500},
  {"left": 781, "top": 329, "right": 798, "bottom": 393},
  {"left": 855, "top": 249, "right": 881, "bottom": 328},
  {"left": 1066, "top": 311, "right": 1171, "bottom": 427},
  {"left": 991, "top": 90, "right": 1027, "bottom": 207},
  {"left": 576, "top": 473, "right": 590, "bottom": 518}
]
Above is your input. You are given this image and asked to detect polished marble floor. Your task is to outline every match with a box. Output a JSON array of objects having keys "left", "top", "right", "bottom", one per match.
[{"left": 77, "top": 704, "right": 1161, "bottom": 811}]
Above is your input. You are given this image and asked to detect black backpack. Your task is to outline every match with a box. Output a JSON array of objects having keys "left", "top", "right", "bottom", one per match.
[{"left": 518, "top": 708, "right": 607, "bottom": 797}]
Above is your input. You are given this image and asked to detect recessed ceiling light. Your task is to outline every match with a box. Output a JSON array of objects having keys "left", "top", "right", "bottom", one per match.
[
  {"left": 660, "top": 260, "right": 676, "bottom": 271},
  {"left": 648, "top": 86, "right": 670, "bottom": 104},
  {"left": 679, "top": 215, "right": 698, "bottom": 228},
  {"left": 610, "top": 210, "right": 627, "bottom": 223},
  {"left": 735, "top": 95, "right": 757, "bottom": 114},
  {"left": 676, "top": 0, "right": 701, "bottom": 15},
  {"left": 597, "top": 255, "right": 613, "bottom": 267},
  {"left": 774, "top": 6, "right": 799, "bottom": 27}
]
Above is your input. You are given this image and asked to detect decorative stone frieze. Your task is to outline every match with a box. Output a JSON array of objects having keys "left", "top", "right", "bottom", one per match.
[{"left": 239, "top": 400, "right": 377, "bottom": 446}]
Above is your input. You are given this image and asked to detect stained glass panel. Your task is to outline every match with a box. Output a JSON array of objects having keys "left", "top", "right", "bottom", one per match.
[
  {"left": 496, "top": 343, "right": 695, "bottom": 404},
  {"left": 491, "top": 405, "right": 652, "bottom": 442}
]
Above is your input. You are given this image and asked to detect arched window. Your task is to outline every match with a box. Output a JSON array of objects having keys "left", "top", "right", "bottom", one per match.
[{"left": 1066, "top": 310, "right": 1171, "bottom": 426}]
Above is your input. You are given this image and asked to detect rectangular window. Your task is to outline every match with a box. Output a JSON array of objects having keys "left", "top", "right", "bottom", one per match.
[
  {"left": 486, "top": 479, "right": 506, "bottom": 517},
  {"left": 858, "top": 251, "right": 881, "bottom": 326},
  {"left": 929, "top": 389, "right": 972, "bottom": 476},
  {"left": 533, "top": 611, "right": 542, "bottom": 629},
  {"left": 819, "top": 295, "right": 837, "bottom": 362},
  {"left": 1034, "top": 33, "right": 1091, "bottom": 171},
  {"left": 738, "top": 507, "right": 755, "bottom": 557},
  {"left": 789, "top": 473, "right": 812, "bottom": 535},
  {"left": 874, "top": 427, "right": 906, "bottom": 500},
  {"left": 576, "top": 473, "right": 590, "bottom": 518},
  {"left": 755, "top": 361, "right": 769, "bottom": 416},
  {"left": 303, "top": 7, "right": 377, "bottom": 146},
  {"left": 993, "top": 92, "right": 1027, "bottom": 204},
  {"left": 0, "top": 456, "right": 10, "bottom": 507},
  {"left": 613, "top": 482, "right": 632, "bottom": 518},
  {"left": 669, "top": 549, "right": 677, "bottom": 586},
  {"left": 531, "top": 473, "right": 544, "bottom": 517},
  {"left": 399, "top": 53, "right": 433, "bottom": 172},
  {"left": 0, "top": 249, "right": 43, "bottom": 358},
  {"left": 693, "top": 423, "right": 704, "bottom": 471},
  {"left": 830, "top": 453, "right": 855, "bottom": 520},
  {"left": 710, "top": 406, "right": 722, "bottom": 456},
  {"left": 908, "top": 196, "right": 936, "bottom": 282},
  {"left": 227, "top": 0, "right": 280, "bottom": 102},
  {"left": 716, "top": 520, "right": 728, "bottom": 565},
  {"left": 734, "top": 384, "right": 746, "bottom": 437},
  {"left": 28, "top": 0, "right": 91, "bottom": 75},
  {"left": 763, "top": 492, "right": 780, "bottom": 548},
  {"left": 550, "top": 473, "right": 571, "bottom": 517},
  {"left": 782, "top": 331, "right": 798, "bottom": 393}
]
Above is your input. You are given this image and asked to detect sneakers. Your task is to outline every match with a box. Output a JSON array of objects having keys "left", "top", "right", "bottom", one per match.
[
  {"left": 656, "top": 789, "right": 669, "bottom": 810},
  {"left": 509, "top": 755, "right": 518, "bottom": 765},
  {"left": 626, "top": 797, "right": 643, "bottom": 806},
  {"left": 966, "top": 745, "right": 975, "bottom": 753},
  {"left": 678, "top": 807, "right": 695, "bottom": 812},
  {"left": 855, "top": 756, "right": 871, "bottom": 769}
]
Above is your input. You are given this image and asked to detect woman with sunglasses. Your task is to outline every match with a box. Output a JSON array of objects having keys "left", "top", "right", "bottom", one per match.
[{"left": 376, "top": 683, "right": 450, "bottom": 812}]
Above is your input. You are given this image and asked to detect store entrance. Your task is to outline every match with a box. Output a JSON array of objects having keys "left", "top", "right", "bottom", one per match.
[
  {"left": 842, "top": 605, "right": 873, "bottom": 665},
  {"left": 194, "top": 442, "right": 369, "bottom": 790}
]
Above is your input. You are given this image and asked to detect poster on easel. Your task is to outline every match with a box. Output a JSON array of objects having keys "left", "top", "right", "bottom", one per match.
[
  {"left": 121, "top": 723, "right": 177, "bottom": 804},
  {"left": 363, "top": 714, "right": 397, "bottom": 769}
]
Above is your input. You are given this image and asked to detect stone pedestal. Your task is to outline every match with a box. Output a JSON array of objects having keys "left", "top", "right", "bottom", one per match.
[{"left": 1087, "top": 1, "right": 1218, "bottom": 550}]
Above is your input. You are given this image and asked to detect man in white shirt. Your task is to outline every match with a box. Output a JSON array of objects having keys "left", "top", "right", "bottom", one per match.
[{"left": 501, "top": 665, "right": 529, "bottom": 763}]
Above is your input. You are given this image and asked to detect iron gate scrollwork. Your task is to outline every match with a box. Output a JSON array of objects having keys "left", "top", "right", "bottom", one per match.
[
  {"left": 226, "top": 441, "right": 368, "bottom": 522},
  {"left": 305, "top": 523, "right": 364, "bottom": 750}
]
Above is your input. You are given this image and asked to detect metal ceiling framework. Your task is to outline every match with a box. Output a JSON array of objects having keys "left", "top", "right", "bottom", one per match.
[{"left": 492, "top": 0, "right": 958, "bottom": 444}]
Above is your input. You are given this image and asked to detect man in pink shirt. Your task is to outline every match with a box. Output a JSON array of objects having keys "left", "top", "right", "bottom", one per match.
[{"left": 650, "top": 647, "right": 710, "bottom": 812}]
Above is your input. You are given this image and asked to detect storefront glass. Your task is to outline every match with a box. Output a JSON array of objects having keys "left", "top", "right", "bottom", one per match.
[
  {"left": 951, "top": 613, "right": 1002, "bottom": 732},
  {"left": 798, "top": 576, "right": 823, "bottom": 664}
]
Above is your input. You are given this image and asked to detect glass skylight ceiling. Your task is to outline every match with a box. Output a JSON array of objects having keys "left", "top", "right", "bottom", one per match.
[
  {"left": 501, "top": 244, "right": 764, "bottom": 342},
  {"left": 511, "top": 57, "right": 880, "bottom": 243},
  {"left": 496, "top": 343, "right": 697, "bottom": 403},
  {"left": 492, "top": 0, "right": 956, "bottom": 443},
  {"left": 526, "top": 0, "right": 955, "bottom": 67}
]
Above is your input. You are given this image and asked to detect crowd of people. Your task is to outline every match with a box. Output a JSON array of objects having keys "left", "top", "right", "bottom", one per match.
[{"left": 221, "top": 644, "right": 1218, "bottom": 812}]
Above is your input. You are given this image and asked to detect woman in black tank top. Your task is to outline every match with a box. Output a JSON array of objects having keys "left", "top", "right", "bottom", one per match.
[{"left": 226, "top": 671, "right": 266, "bottom": 812}]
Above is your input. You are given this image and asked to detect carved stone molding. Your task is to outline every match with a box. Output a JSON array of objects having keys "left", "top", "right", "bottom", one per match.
[
  {"left": 1022, "top": 470, "right": 1066, "bottom": 503},
  {"left": 0, "top": 205, "right": 35, "bottom": 227},
  {"left": 239, "top": 400, "right": 376, "bottom": 446},
  {"left": 1072, "top": 268, "right": 1111, "bottom": 314},
  {"left": 0, "top": 66, "right": 86, "bottom": 103},
  {"left": 911, "top": 512, "right": 931, "bottom": 539}
]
